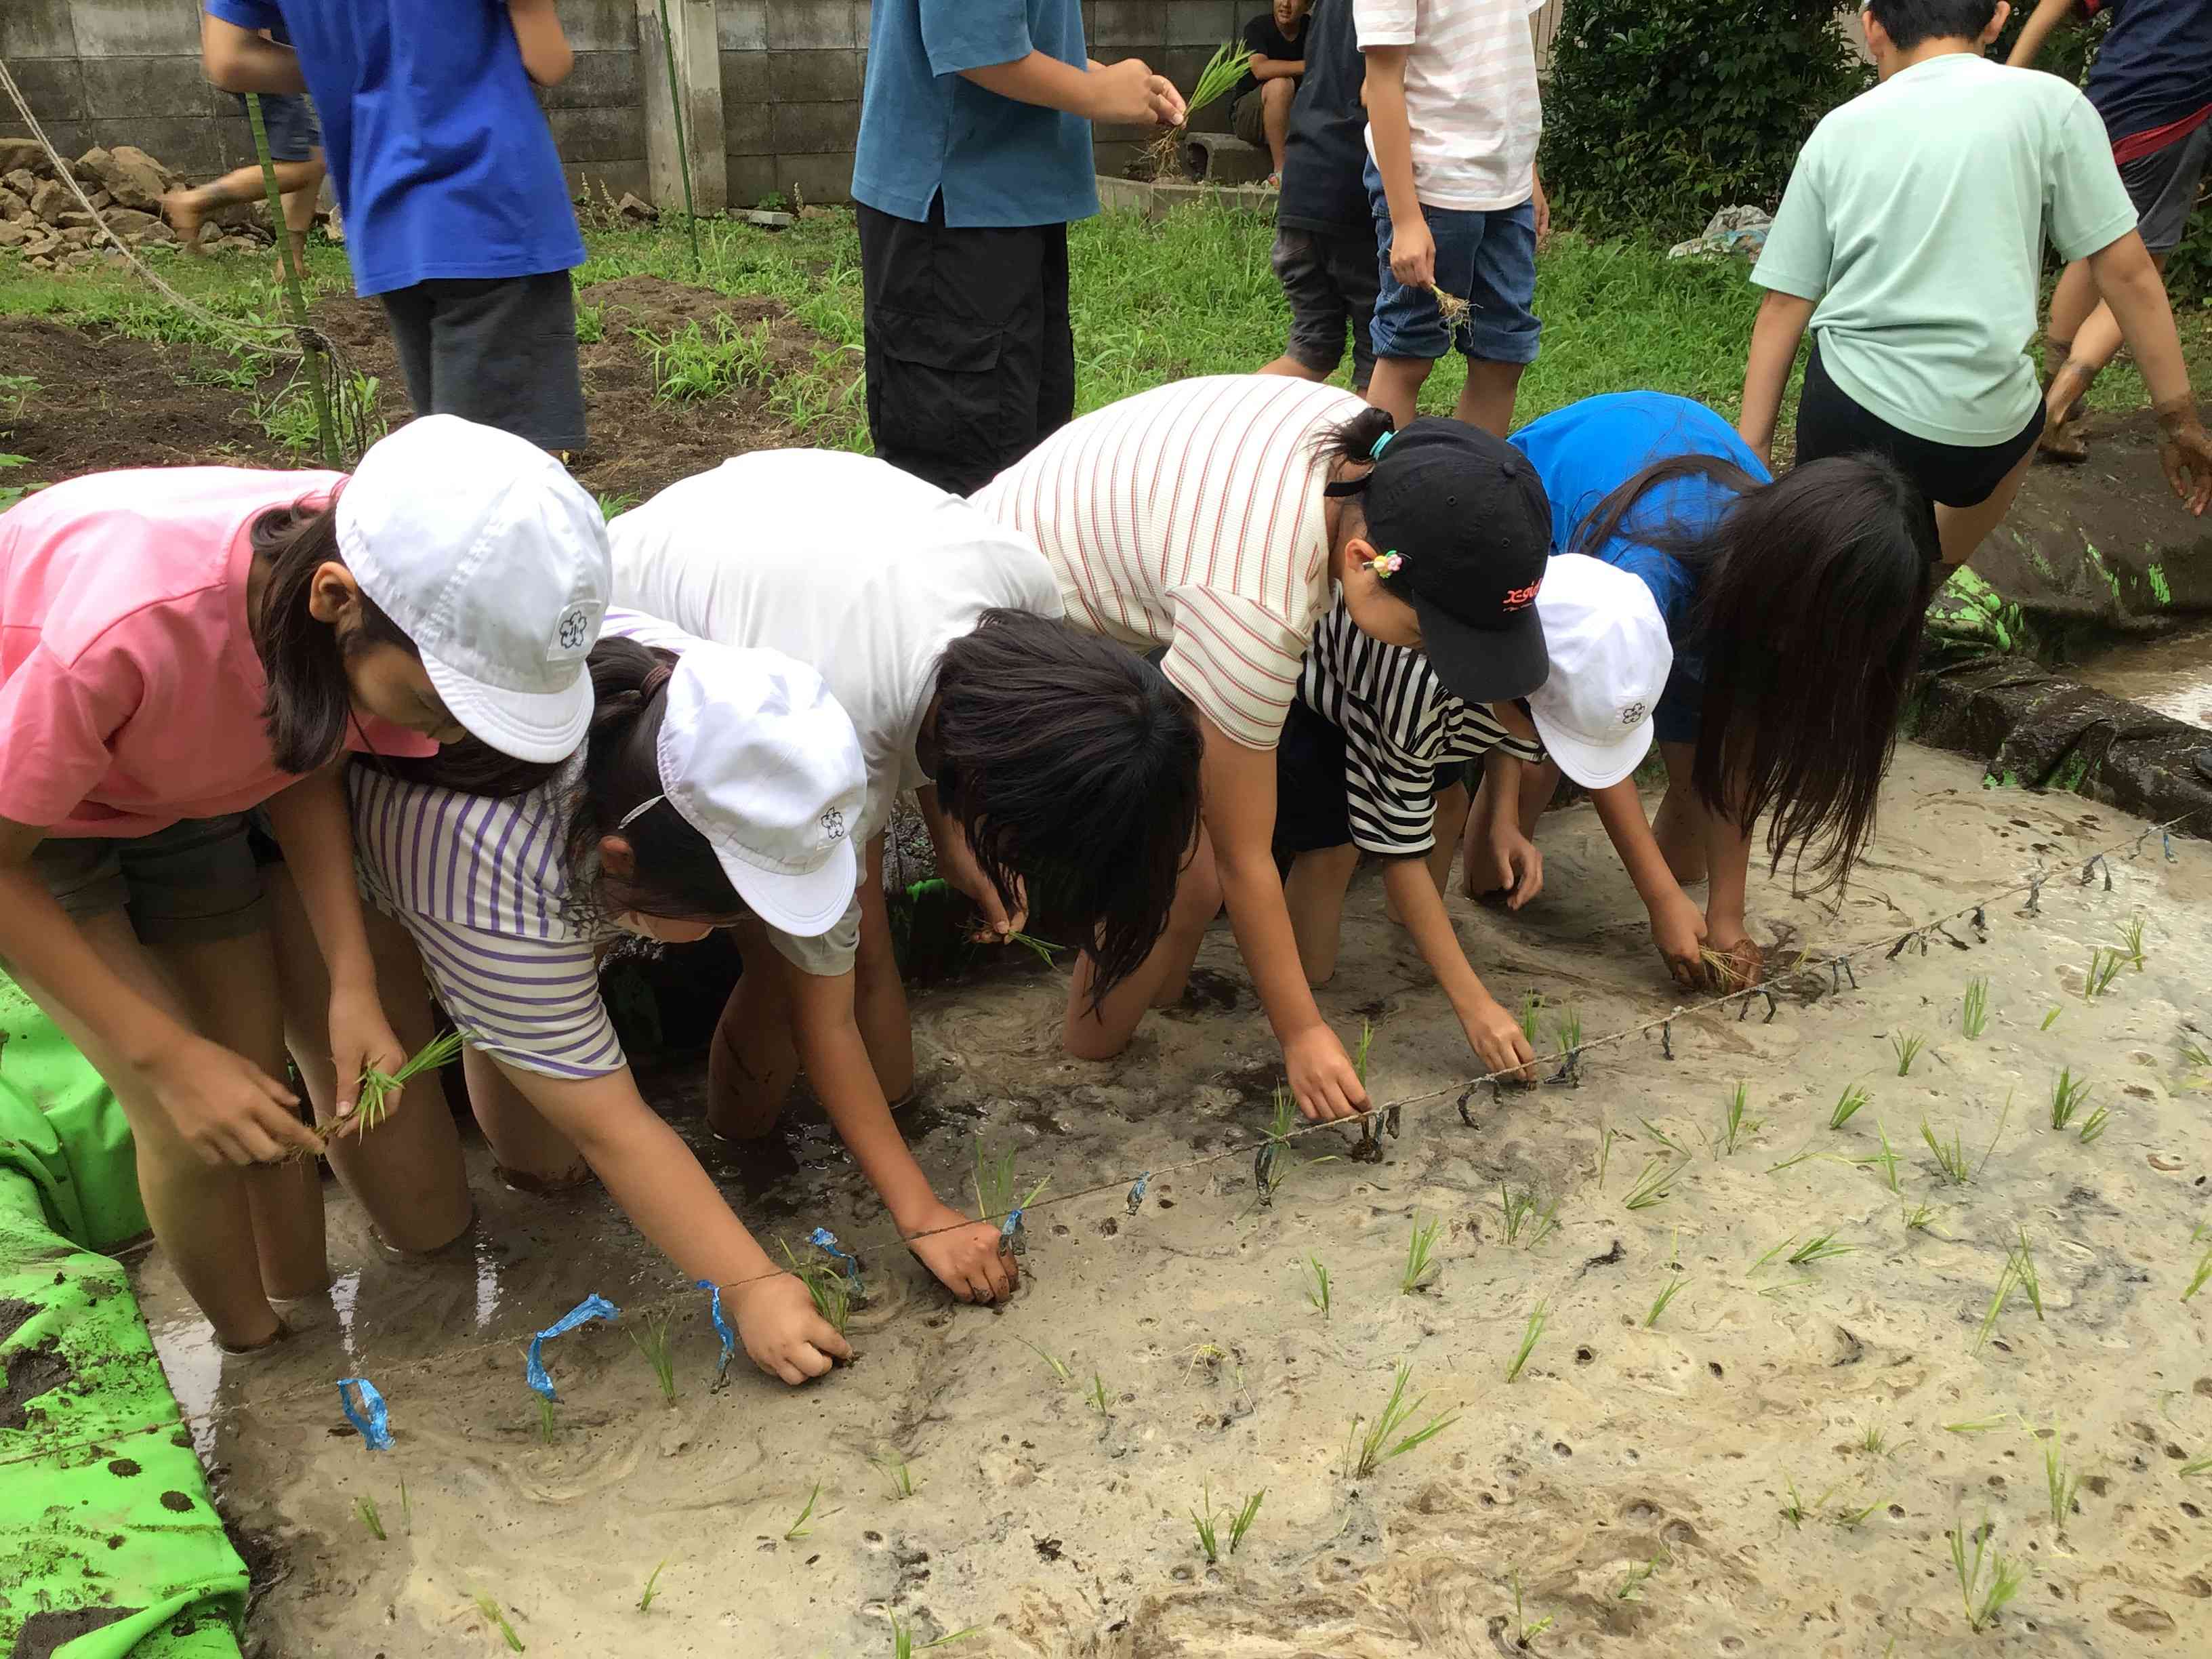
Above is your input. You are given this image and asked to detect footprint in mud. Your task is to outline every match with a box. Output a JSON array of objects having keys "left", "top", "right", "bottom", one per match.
[{"left": 1158, "top": 967, "right": 1249, "bottom": 1019}]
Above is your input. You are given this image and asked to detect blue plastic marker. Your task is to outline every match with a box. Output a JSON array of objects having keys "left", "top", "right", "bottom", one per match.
[
  {"left": 1126, "top": 1174, "right": 1149, "bottom": 1216},
  {"left": 525, "top": 1294, "right": 620, "bottom": 1401},
  {"left": 808, "top": 1227, "right": 863, "bottom": 1289},
  {"left": 998, "top": 1206, "right": 1026, "bottom": 1256},
  {"left": 696, "top": 1279, "right": 736, "bottom": 1390},
  {"left": 336, "top": 1376, "right": 392, "bottom": 1451}
]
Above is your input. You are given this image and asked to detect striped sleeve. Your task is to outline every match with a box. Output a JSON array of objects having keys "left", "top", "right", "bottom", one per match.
[
  {"left": 1162, "top": 586, "right": 1309, "bottom": 749},
  {"left": 349, "top": 766, "right": 626, "bottom": 1080}
]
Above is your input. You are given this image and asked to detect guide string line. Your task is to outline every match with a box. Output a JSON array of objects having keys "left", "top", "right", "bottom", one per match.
[{"left": 0, "top": 811, "right": 2194, "bottom": 1471}]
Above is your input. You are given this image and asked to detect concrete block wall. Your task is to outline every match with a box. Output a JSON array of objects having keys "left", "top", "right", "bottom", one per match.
[{"left": 1, "top": 0, "right": 1284, "bottom": 211}]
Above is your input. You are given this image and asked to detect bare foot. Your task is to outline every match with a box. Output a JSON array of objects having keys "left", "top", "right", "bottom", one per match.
[{"left": 160, "top": 189, "right": 207, "bottom": 255}]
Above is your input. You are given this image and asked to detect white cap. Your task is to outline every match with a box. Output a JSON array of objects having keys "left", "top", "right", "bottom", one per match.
[
  {"left": 1527, "top": 553, "right": 1674, "bottom": 790},
  {"left": 337, "top": 415, "right": 612, "bottom": 762},
  {"left": 653, "top": 643, "right": 866, "bottom": 936}
]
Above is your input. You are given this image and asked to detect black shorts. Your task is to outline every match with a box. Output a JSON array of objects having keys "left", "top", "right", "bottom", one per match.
[
  {"left": 1273, "top": 695, "right": 1465, "bottom": 855},
  {"left": 1795, "top": 335, "right": 2043, "bottom": 509},
  {"left": 238, "top": 91, "right": 321, "bottom": 163},
  {"left": 380, "top": 271, "right": 586, "bottom": 453},
  {"left": 857, "top": 199, "right": 1073, "bottom": 498},
  {"left": 2120, "top": 120, "right": 2212, "bottom": 253},
  {"left": 1271, "top": 225, "right": 1378, "bottom": 390}
]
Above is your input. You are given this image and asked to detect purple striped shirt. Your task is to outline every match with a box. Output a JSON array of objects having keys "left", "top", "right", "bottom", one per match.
[{"left": 350, "top": 764, "right": 623, "bottom": 1080}]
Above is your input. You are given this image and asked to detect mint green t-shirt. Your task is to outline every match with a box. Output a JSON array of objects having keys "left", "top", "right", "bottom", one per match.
[{"left": 1753, "top": 54, "right": 2138, "bottom": 447}]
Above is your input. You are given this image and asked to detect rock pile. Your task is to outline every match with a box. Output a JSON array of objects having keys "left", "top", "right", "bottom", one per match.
[{"left": 0, "top": 136, "right": 272, "bottom": 272}]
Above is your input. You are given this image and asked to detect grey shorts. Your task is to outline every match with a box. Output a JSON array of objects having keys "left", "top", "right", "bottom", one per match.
[
  {"left": 2119, "top": 121, "right": 2211, "bottom": 254},
  {"left": 1271, "top": 225, "right": 1379, "bottom": 390},
  {"left": 380, "top": 270, "right": 587, "bottom": 453},
  {"left": 30, "top": 814, "right": 268, "bottom": 945},
  {"left": 236, "top": 91, "right": 321, "bottom": 163}
]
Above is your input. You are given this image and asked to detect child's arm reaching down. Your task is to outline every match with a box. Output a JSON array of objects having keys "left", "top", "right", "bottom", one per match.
[
  {"left": 1377, "top": 854, "right": 1537, "bottom": 1080},
  {"left": 1359, "top": 45, "right": 1431, "bottom": 287},
  {"left": 1738, "top": 290, "right": 1816, "bottom": 466},
  {"left": 1586, "top": 780, "right": 1708, "bottom": 991},
  {"left": 2083, "top": 232, "right": 2212, "bottom": 514},
  {"left": 507, "top": 0, "right": 575, "bottom": 87}
]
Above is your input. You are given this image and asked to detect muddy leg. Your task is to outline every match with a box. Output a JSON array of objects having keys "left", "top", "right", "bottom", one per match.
[
  {"left": 1652, "top": 740, "right": 1708, "bottom": 886},
  {"left": 711, "top": 924, "right": 799, "bottom": 1141},
  {"left": 1064, "top": 829, "right": 1223, "bottom": 1058},
  {"left": 1284, "top": 844, "right": 1359, "bottom": 987}
]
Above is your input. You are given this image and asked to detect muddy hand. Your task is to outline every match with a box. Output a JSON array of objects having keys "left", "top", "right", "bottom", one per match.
[
  {"left": 1704, "top": 931, "right": 1765, "bottom": 993},
  {"left": 1651, "top": 894, "right": 1708, "bottom": 992},
  {"left": 146, "top": 1036, "right": 323, "bottom": 1166},
  {"left": 906, "top": 1206, "right": 1017, "bottom": 1305},
  {"left": 734, "top": 1273, "right": 851, "bottom": 1386},
  {"left": 327, "top": 982, "right": 405, "bottom": 1125},
  {"left": 1465, "top": 997, "right": 1537, "bottom": 1084},
  {"left": 2153, "top": 398, "right": 2212, "bottom": 514},
  {"left": 1286, "top": 1025, "right": 1367, "bottom": 1122}
]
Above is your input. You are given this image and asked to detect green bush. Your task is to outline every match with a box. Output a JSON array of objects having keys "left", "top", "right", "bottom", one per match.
[{"left": 1540, "top": 0, "right": 1870, "bottom": 240}]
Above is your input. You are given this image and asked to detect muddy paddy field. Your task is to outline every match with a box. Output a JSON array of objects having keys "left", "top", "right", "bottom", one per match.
[{"left": 120, "top": 748, "right": 2212, "bottom": 1658}]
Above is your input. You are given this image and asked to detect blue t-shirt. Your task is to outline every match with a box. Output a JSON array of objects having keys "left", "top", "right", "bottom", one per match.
[
  {"left": 203, "top": 0, "right": 585, "bottom": 297},
  {"left": 2082, "top": 0, "right": 2212, "bottom": 147},
  {"left": 1509, "top": 393, "right": 1769, "bottom": 673},
  {"left": 853, "top": 0, "right": 1099, "bottom": 228}
]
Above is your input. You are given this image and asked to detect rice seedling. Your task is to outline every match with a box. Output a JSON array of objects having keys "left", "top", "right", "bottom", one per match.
[
  {"left": 2049, "top": 1068, "right": 2091, "bottom": 1130},
  {"left": 1019, "top": 1338, "right": 1072, "bottom": 1382},
  {"left": 399, "top": 1478, "right": 411, "bottom": 1533},
  {"left": 2007, "top": 1229, "right": 2044, "bottom": 1321},
  {"left": 1301, "top": 1253, "right": 1332, "bottom": 1318},
  {"left": 1944, "top": 1414, "right": 2013, "bottom": 1435},
  {"left": 1866, "top": 1120, "right": 1904, "bottom": 1193},
  {"left": 1923, "top": 1119, "right": 1971, "bottom": 1186},
  {"left": 1508, "top": 1568, "right": 1553, "bottom": 1646},
  {"left": 1551, "top": 1004, "right": 1583, "bottom": 1060},
  {"left": 1829, "top": 1083, "right": 1870, "bottom": 1130},
  {"left": 1764, "top": 1143, "right": 1824, "bottom": 1174},
  {"left": 1344, "top": 1362, "right": 1461, "bottom": 1479},
  {"left": 1756, "top": 1276, "right": 1816, "bottom": 1298},
  {"left": 2118, "top": 913, "right": 2147, "bottom": 969},
  {"left": 637, "top": 315, "right": 775, "bottom": 400},
  {"left": 1639, "top": 1116, "right": 1689, "bottom": 1158},
  {"left": 1249, "top": 1086, "right": 1330, "bottom": 1209},
  {"left": 474, "top": 1592, "right": 526, "bottom": 1652},
  {"left": 630, "top": 1307, "right": 678, "bottom": 1406},
  {"left": 1961, "top": 975, "right": 1990, "bottom": 1038},
  {"left": 2040, "top": 1424, "right": 2078, "bottom": 1528},
  {"left": 535, "top": 1395, "right": 557, "bottom": 1444},
  {"left": 1779, "top": 1473, "right": 1818, "bottom": 1528},
  {"left": 2179, "top": 1451, "right": 2212, "bottom": 1477},
  {"left": 1597, "top": 1124, "right": 1618, "bottom": 1187},
  {"left": 1087, "top": 1372, "right": 1113, "bottom": 1422},
  {"left": 779, "top": 1238, "right": 853, "bottom": 1334},
  {"left": 1190, "top": 1481, "right": 1222, "bottom": 1565},
  {"left": 783, "top": 1481, "right": 827, "bottom": 1541},
  {"left": 1400, "top": 1213, "right": 1443, "bottom": 1294},
  {"left": 1860, "top": 1420, "right": 1889, "bottom": 1456},
  {"left": 354, "top": 1494, "right": 384, "bottom": 1540},
  {"left": 1902, "top": 1202, "right": 1939, "bottom": 1233},
  {"left": 1190, "top": 1479, "right": 1265, "bottom": 1563},
  {"left": 972, "top": 1139, "right": 1049, "bottom": 1224},
  {"left": 1227, "top": 1486, "right": 1265, "bottom": 1554},
  {"left": 1948, "top": 1516, "right": 2028, "bottom": 1633},
  {"left": 1517, "top": 991, "right": 1545, "bottom": 1045},
  {"left": 1614, "top": 1551, "right": 1666, "bottom": 1601},
  {"left": 1832, "top": 1495, "right": 1887, "bottom": 1528},
  {"left": 1788, "top": 1232, "right": 1855, "bottom": 1266},
  {"left": 2184, "top": 1039, "right": 2210, "bottom": 1069},
  {"left": 1144, "top": 41, "right": 1255, "bottom": 176},
  {"left": 1644, "top": 1274, "right": 1689, "bottom": 1328},
  {"left": 1498, "top": 1185, "right": 1560, "bottom": 1247},
  {"left": 2083, "top": 946, "right": 2125, "bottom": 1001},
  {"left": 1751, "top": 1234, "right": 1799, "bottom": 1272},
  {"left": 1624, "top": 1157, "right": 1677, "bottom": 1211},
  {"left": 2037, "top": 1004, "right": 2066, "bottom": 1035},
  {"left": 1504, "top": 1299, "right": 1549, "bottom": 1383},
  {"left": 2076, "top": 1103, "right": 2111, "bottom": 1144},
  {"left": 1717, "top": 1082, "right": 1763, "bottom": 1155},
  {"left": 347, "top": 1028, "right": 464, "bottom": 1135},
  {"left": 1003, "top": 930, "right": 1065, "bottom": 969},
  {"left": 2182, "top": 1242, "right": 2212, "bottom": 1302},
  {"left": 1431, "top": 285, "right": 1473, "bottom": 328},
  {"left": 638, "top": 1559, "right": 667, "bottom": 1613},
  {"left": 890, "top": 1618, "right": 980, "bottom": 1656},
  {"left": 872, "top": 1449, "right": 919, "bottom": 1500},
  {"left": 594, "top": 488, "right": 638, "bottom": 520},
  {"left": 1891, "top": 1029, "right": 1929, "bottom": 1076},
  {"left": 1351, "top": 1018, "right": 1374, "bottom": 1085},
  {"left": 1975, "top": 1261, "right": 2019, "bottom": 1353}
]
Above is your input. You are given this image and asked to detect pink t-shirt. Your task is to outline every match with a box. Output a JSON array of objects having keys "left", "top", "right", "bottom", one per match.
[{"left": 0, "top": 466, "right": 437, "bottom": 838}]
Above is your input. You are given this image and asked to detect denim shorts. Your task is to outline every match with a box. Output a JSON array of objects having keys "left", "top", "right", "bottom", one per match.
[
  {"left": 1271, "top": 225, "right": 1379, "bottom": 390},
  {"left": 235, "top": 91, "right": 321, "bottom": 163},
  {"left": 1365, "top": 157, "right": 1541, "bottom": 365}
]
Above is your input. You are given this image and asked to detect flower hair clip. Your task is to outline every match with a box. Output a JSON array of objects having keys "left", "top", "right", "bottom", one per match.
[{"left": 1368, "top": 550, "right": 1404, "bottom": 579}]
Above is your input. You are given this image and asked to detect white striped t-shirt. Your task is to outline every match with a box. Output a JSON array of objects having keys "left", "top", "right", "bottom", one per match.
[
  {"left": 971, "top": 375, "right": 1368, "bottom": 751},
  {"left": 1355, "top": 0, "right": 1546, "bottom": 211},
  {"left": 1300, "top": 598, "right": 1544, "bottom": 857}
]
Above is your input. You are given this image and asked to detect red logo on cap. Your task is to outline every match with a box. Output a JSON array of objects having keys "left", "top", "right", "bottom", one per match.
[{"left": 1501, "top": 579, "right": 1542, "bottom": 612}]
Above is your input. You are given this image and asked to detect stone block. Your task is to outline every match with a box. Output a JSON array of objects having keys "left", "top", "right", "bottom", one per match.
[
  {"left": 1166, "top": 1, "right": 1237, "bottom": 47},
  {"left": 724, "top": 96, "right": 773, "bottom": 155},
  {"left": 718, "top": 0, "right": 769, "bottom": 51},
  {"left": 68, "top": 0, "right": 201, "bottom": 57},
  {"left": 0, "top": 2, "right": 79, "bottom": 58},
  {"left": 1094, "top": 1, "right": 1170, "bottom": 52},
  {"left": 5, "top": 56, "right": 87, "bottom": 125},
  {"left": 78, "top": 58, "right": 227, "bottom": 121},
  {"left": 775, "top": 149, "right": 856, "bottom": 205},
  {"left": 29, "top": 178, "right": 68, "bottom": 224},
  {"left": 771, "top": 99, "right": 859, "bottom": 155},
  {"left": 548, "top": 104, "right": 650, "bottom": 165},
  {"left": 766, "top": 48, "right": 861, "bottom": 104},
  {"left": 567, "top": 159, "right": 651, "bottom": 202},
  {"left": 766, "top": 0, "right": 856, "bottom": 51},
  {"left": 541, "top": 50, "right": 644, "bottom": 112},
  {"left": 0, "top": 219, "right": 30, "bottom": 249},
  {"left": 565, "top": 0, "right": 639, "bottom": 52},
  {"left": 724, "top": 152, "right": 781, "bottom": 207},
  {"left": 0, "top": 141, "right": 45, "bottom": 178}
]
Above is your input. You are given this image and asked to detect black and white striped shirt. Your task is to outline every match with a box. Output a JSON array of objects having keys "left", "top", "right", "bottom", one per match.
[{"left": 1298, "top": 598, "right": 1544, "bottom": 857}]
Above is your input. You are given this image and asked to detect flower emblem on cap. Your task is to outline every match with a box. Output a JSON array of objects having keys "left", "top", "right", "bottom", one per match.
[
  {"left": 819, "top": 808, "right": 846, "bottom": 842},
  {"left": 1620, "top": 701, "right": 1648, "bottom": 726}
]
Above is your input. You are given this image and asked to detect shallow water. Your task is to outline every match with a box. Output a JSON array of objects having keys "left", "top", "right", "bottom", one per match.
[
  {"left": 131, "top": 745, "right": 2212, "bottom": 1656},
  {"left": 2074, "top": 621, "right": 2212, "bottom": 730}
]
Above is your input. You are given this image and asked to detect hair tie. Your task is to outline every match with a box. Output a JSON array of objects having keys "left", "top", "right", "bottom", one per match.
[
  {"left": 640, "top": 663, "right": 675, "bottom": 701},
  {"left": 1368, "top": 428, "right": 1397, "bottom": 462}
]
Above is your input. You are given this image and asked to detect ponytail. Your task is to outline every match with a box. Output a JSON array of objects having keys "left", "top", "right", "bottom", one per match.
[
  {"left": 1312, "top": 406, "right": 1398, "bottom": 474},
  {"left": 560, "top": 637, "right": 745, "bottom": 923}
]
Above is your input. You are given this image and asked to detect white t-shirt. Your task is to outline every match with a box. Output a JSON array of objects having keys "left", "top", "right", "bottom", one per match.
[
  {"left": 609, "top": 450, "right": 1063, "bottom": 975},
  {"left": 1355, "top": 0, "right": 1546, "bottom": 212},
  {"left": 971, "top": 375, "right": 1366, "bottom": 751}
]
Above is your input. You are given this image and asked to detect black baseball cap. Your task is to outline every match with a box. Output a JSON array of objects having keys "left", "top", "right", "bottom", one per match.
[{"left": 1353, "top": 419, "right": 1553, "bottom": 704}]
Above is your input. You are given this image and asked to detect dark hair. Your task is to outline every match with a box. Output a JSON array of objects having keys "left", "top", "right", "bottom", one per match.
[
  {"left": 1313, "top": 406, "right": 1397, "bottom": 473},
  {"left": 1574, "top": 452, "right": 1939, "bottom": 888},
  {"left": 1866, "top": 0, "right": 1999, "bottom": 49},
  {"left": 365, "top": 739, "right": 566, "bottom": 800},
  {"left": 930, "top": 610, "right": 1203, "bottom": 1006},
  {"left": 560, "top": 636, "right": 746, "bottom": 923},
  {"left": 250, "top": 499, "right": 418, "bottom": 775}
]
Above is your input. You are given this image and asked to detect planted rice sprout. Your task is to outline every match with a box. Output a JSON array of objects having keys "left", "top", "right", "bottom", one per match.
[
  {"left": 1226, "top": 1486, "right": 1265, "bottom": 1554},
  {"left": 872, "top": 1448, "right": 920, "bottom": 1500},
  {"left": 1498, "top": 1185, "right": 1560, "bottom": 1248},
  {"left": 1923, "top": 1120, "right": 1972, "bottom": 1187},
  {"left": 638, "top": 1559, "right": 668, "bottom": 1613},
  {"left": 1623, "top": 1157, "right": 1677, "bottom": 1211},
  {"left": 1643, "top": 1273, "right": 1689, "bottom": 1329},
  {"left": 890, "top": 1618, "right": 980, "bottom": 1656},
  {"left": 2083, "top": 946, "right": 2125, "bottom": 1001},
  {"left": 1087, "top": 1372, "right": 1113, "bottom": 1422},
  {"left": 1788, "top": 1231, "right": 1855, "bottom": 1267},
  {"left": 2182, "top": 1241, "right": 2212, "bottom": 1302},
  {"left": 1902, "top": 1202, "right": 1939, "bottom": 1233},
  {"left": 1302, "top": 1253, "right": 1332, "bottom": 1318},
  {"left": 1019, "top": 1338, "right": 1072, "bottom": 1382},
  {"left": 354, "top": 1494, "right": 384, "bottom": 1541},
  {"left": 1401, "top": 1213, "right": 1444, "bottom": 1293},
  {"left": 1975, "top": 1259, "right": 2020, "bottom": 1354},
  {"left": 2039, "top": 1423, "right": 2079, "bottom": 1528},
  {"left": 2076, "top": 1102, "right": 2112, "bottom": 1144},
  {"left": 1832, "top": 1494, "right": 1887, "bottom": 1528},
  {"left": 1597, "top": 1124, "right": 1618, "bottom": 1187},
  {"left": 535, "top": 1396, "right": 557, "bottom": 1444},
  {"left": 2041, "top": 1005, "right": 2064, "bottom": 1031},
  {"left": 1352, "top": 1018, "right": 1375, "bottom": 1086},
  {"left": 1345, "top": 1361, "right": 1460, "bottom": 1480},
  {"left": 1002, "top": 930, "right": 1066, "bottom": 970},
  {"left": 1945, "top": 1414, "right": 2015, "bottom": 1435},
  {"left": 1509, "top": 1568, "right": 1554, "bottom": 1647},
  {"left": 2007, "top": 1228, "right": 2045, "bottom": 1321},
  {"left": 1829, "top": 1083, "right": 1870, "bottom": 1130},
  {"left": 1639, "top": 1116, "right": 1689, "bottom": 1158},
  {"left": 1717, "top": 1081, "right": 1762, "bottom": 1155},
  {"left": 1949, "top": 1516, "right": 2028, "bottom": 1633},
  {"left": 1891, "top": 1029, "right": 1929, "bottom": 1076},
  {"left": 474, "top": 1592, "right": 526, "bottom": 1653},
  {"left": 1860, "top": 1420, "right": 1890, "bottom": 1456},
  {"left": 1866, "top": 1120, "right": 1904, "bottom": 1193},
  {"left": 779, "top": 1238, "right": 853, "bottom": 1334},
  {"left": 1518, "top": 992, "right": 1545, "bottom": 1046},
  {"left": 1614, "top": 1551, "right": 1666, "bottom": 1601},
  {"left": 347, "top": 1028, "right": 465, "bottom": 1136},
  {"left": 1961, "top": 975, "right": 1990, "bottom": 1038},
  {"left": 630, "top": 1307, "right": 678, "bottom": 1406},
  {"left": 1504, "top": 1299, "right": 1549, "bottom": 1383},
  {"left": 1550, "top": 1004, "right": 1584, "bottom": 1065},
  {"left": 783, "top": 1481, "right": 829, "bottom": 1542},
  {"left": 972, "top": 1139, "right": 1049, "bottom": 1225},
  {"left": 2049, "top": 1068, "right": 2092, "bottom": 1130},
  {"left": 2179, "top": 1451, "right": 2212, "bottom": 1478},
  {"left": 2118, "top": 912, "right": 2147, "bottom": 969}
]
